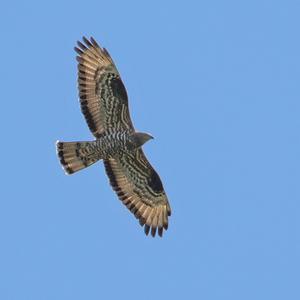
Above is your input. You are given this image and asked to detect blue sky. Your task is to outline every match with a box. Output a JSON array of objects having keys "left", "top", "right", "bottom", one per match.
[{"left": 0, "top": 0, "right": 299, "bottom": 299}]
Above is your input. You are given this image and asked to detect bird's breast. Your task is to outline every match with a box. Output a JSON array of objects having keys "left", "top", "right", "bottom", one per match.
[{"left": 94, "top": 131, "right": 133, "bottom": 159}]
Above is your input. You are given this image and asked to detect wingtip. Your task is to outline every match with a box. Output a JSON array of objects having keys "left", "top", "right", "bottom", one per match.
[
  {"left": 144, "top": 225, "right": 150, "bottom": 235},
  {"left": 77, "top": 40, "right": 87, "bottom": 50},
  {"left": 76, "top": 36, "right": 101, "bottom": 50},
  {"left": 158, "top": 227, "right": 163, "bottom": 237},
  {"left": 151, "top": 226, "right": 157, "bottom": 237},
  {"left": 82, "top": 36, "right": 93, "bottom": 47},
  {"left": 90, "top": 36, "right": 100, "bottom": 48},
  {"left": 74, "top": 46, "right": 83, "bottom": 55}
]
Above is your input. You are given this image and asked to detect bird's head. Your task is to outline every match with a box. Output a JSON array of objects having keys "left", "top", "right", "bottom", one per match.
[{"left": 131, "top": 132, "right": 154, "bottom": 147}]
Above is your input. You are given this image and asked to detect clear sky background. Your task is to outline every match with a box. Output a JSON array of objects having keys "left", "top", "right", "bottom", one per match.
[{"left": 0, "top": 0, "right": 299, "bottom": 299}]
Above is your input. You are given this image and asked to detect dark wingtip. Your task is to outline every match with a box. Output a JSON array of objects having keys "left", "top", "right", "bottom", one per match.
[
  {"left": 139, "top": 217, "right": 146, "bottom": 226},
  {"left": 74, "top": 46, "right": 83, "bottom": 55},
  {"left": 158, "top": 227, "right": 163, "bottom": 237},
  {"left": 144, "top": 225, "right": 150, "bottom": 235},
  {"left": 77, "top": 40, "right": 87, "bottom": 51},
  {"left": 82, "top": 36, "right": 93, "bottom": 47},
  {"left": 151, "top": 227, "right": 157, "bottom": 237},
  {"left": 90, "top": 36, "right": 100, "bottom": 48}
]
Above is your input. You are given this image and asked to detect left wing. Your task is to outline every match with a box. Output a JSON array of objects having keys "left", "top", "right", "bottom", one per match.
[
  {"left": 104, "top": 149, "right": 171, "bottom": 237},
  {"left": 75, "top": 37, "right": 134, "bottom": 138}
]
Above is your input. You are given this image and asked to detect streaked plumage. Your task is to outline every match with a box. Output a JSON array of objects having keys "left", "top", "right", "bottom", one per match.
[{"left": 56, "top": 37, "right": 171, "bottom": 237}]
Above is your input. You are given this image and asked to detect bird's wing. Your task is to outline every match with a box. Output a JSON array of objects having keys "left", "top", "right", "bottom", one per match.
[
  {"left": 75, "top": 37, "right": 134, "bottom": 138},
  {"left": 104, "top": 149, "right": 171, "bottom": 237}
]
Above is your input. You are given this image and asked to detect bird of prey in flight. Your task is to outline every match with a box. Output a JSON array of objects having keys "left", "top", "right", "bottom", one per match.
[{"left": 56, "top": 37, "right": 171, "bottom": 237}]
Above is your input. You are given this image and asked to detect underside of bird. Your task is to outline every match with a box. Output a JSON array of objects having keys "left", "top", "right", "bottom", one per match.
[{"left": 56, "top": 131, "right": 153, "bottom": 175}]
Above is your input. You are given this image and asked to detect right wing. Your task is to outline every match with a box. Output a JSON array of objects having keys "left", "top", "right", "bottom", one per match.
[
  {"left": 75, "top": 37, "right": 134, "bottom": 138},
  {"left": 104, "top": 149, "right": 171, "bottom": 237}
]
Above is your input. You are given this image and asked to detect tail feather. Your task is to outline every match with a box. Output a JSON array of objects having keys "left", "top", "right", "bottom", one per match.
[{"left": 56, "top": 140, "right": 99, "bottom": 174}]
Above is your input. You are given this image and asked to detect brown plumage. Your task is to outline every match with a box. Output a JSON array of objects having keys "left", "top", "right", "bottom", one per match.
[{"left": 56, "top": 36, "right": 171, "bottom": 237}]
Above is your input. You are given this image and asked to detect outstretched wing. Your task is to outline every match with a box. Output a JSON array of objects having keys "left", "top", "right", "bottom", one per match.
[
  {"left": 75, "top": 37, "right": 134, "bottom": 138},
  {"left": 104, "top": 149, "right": 171, "bottom": 237}
]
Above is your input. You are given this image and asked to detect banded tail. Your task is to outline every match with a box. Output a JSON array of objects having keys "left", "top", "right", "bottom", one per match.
[{"left": 56, "top": 140, "right": 99, "bottom": 174}]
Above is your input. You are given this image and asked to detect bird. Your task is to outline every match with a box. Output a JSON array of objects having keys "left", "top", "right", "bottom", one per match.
[{"left": 56, "top": 36, "right": 171, "bottom": 237}]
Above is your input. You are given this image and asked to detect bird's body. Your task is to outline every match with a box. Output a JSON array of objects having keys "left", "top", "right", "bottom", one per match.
[
  {"left": 56, "top": 37, "right": 171, "bottom": 237},
  {"left": 57, "top": 130, "right": 153, "bottom": 173},
  {"left": 94, "top": 130, "right": 133, "bottom": 158}
]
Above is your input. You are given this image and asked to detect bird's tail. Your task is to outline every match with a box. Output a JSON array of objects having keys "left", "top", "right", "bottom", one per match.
[{"left": 56, "top": 140, "right": 99, "bottom": 174}]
